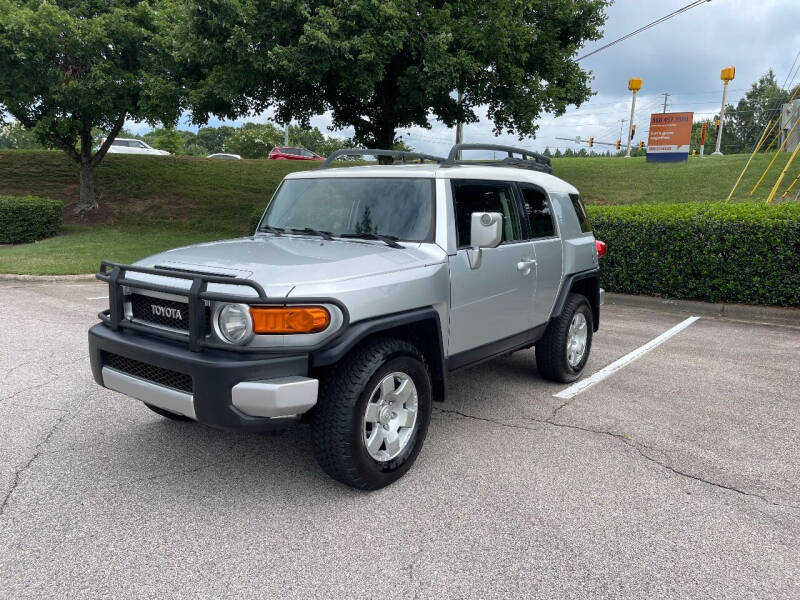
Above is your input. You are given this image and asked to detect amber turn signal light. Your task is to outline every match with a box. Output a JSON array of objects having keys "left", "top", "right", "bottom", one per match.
[{"left": 249, "top": 306, "right": 330, "bottom": 334}]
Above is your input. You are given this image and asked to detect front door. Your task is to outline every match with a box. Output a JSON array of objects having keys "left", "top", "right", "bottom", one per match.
[{"left": 448, "top": 180, "right": 537, "bottom": 357}]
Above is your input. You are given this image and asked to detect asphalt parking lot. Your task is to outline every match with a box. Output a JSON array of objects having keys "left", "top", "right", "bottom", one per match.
[{"left": 1, "top": 280, "right": 799, "bottom": 599}]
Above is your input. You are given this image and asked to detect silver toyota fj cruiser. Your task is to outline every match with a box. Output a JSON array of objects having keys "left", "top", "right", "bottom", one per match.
[{"left": 88, "top": 144, "right": 605, "bottom": 489}]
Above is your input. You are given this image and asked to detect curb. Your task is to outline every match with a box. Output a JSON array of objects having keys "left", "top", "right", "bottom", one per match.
[
  {"left": 0, "top": 273, "right": 95, "bottom": 282},
  {"left": 606, "top": 292, "right": 800, "bottom": 328}
]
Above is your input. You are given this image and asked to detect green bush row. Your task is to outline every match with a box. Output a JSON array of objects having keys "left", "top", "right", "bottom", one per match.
[
  {"left": 0, "top": 195, "right": 63, "bottom": 244},
  {"left": 587, "top": 202, "right": 800, "bottom": 306}
]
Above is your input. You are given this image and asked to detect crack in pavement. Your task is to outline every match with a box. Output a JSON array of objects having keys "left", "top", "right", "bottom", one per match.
[
  {"left": 434, "top": 407, "right": 799, "bottom": 511},
  {"left": 0, "top": 411, "right": 70, "bottom": 517}
]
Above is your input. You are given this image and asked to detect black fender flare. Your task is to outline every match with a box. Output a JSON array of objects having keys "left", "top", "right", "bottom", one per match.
[
  {"left": 551, "top": 269, "right": 601, "bottom": 331},
  {"left": 310, "top": 307, "right": 447, "bottom": 401}
]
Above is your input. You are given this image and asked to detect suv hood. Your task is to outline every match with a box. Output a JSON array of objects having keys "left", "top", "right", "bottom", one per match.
[{"left": 135, "top": 235, "right": 443, "bottom": 293}]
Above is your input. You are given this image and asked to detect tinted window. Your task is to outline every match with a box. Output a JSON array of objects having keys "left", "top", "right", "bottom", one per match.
[
  {"left": 451, "top": 180, "right": 522, "bottom": 247},
  {"left": 519, "top": 186, "right": 556, "bottom": 238},
  {"left": 261, "top": 178, "right": 434, "bottom": 242},
  {"left": 569, "top": 193, "right": 592, "bottom": 233},
  {"left": 112, "top": 140, "right": 130, "bottom": 147}
]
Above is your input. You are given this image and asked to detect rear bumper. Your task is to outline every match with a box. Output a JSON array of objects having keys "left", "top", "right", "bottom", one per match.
[{"left": 89, "top": 324, "right": 316, "bottom": 431}]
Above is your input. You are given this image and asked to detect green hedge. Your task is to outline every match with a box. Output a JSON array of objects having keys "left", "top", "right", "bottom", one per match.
[
  {"left": 588, "top": 202, "right": 800, "bottom": 306},
  {"left": 0, "top": 195, "right": 63, "bottom": 244}
]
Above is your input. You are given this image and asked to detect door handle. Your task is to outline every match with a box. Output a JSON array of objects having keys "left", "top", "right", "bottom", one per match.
[{"left": 517, "top": 258, "right": 536, "bottom": 274}]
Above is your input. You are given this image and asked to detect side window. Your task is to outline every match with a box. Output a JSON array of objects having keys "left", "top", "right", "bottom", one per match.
[
  {"left": 134, "top": 141, "right": 148, "bottom": 149},
  {"left": 452, "top": 180, "right": 522, "bottom": 248},
  {"left": 113, "top": 140, "right": 129, "bottom": 147},
  {"left": 519, "top": 186, "right": 556, "bottom": 239},
  {"left": 569, "top": 193, "right": 592, "bottom": 233}
]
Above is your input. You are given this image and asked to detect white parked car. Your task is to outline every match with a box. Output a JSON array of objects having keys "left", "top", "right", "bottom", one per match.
[
  {"left": 207, "top": 153, "right": 242, "bottom": 160},
  {"left": 104, "top": 138, "right": 170, "bottom": 155}
]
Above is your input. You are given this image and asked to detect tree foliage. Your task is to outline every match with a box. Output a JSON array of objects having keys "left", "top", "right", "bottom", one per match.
[
  {"left": 180, "top": 0, "right": 609, "bottom": 148},
  {"left": 0, "top": 0, "right": 183, "bottom": 212}
]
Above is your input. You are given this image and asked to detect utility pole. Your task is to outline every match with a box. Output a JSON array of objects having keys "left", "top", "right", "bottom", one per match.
[
  {"left": 713, "top": 66, "right": 736, "bottom": 156},
  {"left": 455, "top": 90, "right": 464, "bottom": 160},
  {"left": 284, "top": 122, "right": 289, "bottom": 146},
  {"left": 618, "top": 119, "right": 627, "bottom": 141},
  {"left": 625, "top": 78, "right": 642, "bottom": 158},
  {"left": 662, "top": 92, "right": 670, "bottom": 113}
]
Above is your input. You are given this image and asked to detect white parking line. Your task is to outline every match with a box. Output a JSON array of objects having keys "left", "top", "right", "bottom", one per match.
[
  {"left": 86, "top": 296, "right": 107, "bottom": 300},
  {"left": 554, "top": 316, "right": 701, "bottom": 399}
]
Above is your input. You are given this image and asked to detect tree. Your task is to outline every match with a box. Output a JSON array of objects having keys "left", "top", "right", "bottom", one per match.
[
  {"left": 180, "top": 0, "right": 609, "bottom": 150},
  {"left": 143, "top": 128, "right": 185, "bottom": 155},
  {"left": 724, "top": 70, "right": 795, "bottom": 154},
  {"left": 0, "top": 121, "right": 43, "bottom": 149},
  {"left": 196, "top": 126, "right": 236, "bottom": 155},
  {"left": 0, "top": 0, "right": 183, "bottom": 214},
  {"left": 225, "top": 123, "right": 285, "bottom": 159}
]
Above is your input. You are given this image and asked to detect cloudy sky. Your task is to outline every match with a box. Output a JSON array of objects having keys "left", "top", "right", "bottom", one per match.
[{"left": 138, "top": 0, "right": 800, "bottom": 155}]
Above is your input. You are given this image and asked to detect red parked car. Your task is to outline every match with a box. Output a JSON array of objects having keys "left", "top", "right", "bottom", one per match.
[{"left": 268, "top": 146, "right": 324, "bottom": 161}]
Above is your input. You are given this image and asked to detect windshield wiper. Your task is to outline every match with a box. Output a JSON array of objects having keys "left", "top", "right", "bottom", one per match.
[
  {"left": 288, "top": 227, "right": 334, "bottom": 241},
  {"left": 258, "top": 225, "right": 285, "bottom": 236},
  {"left": 338, "top": 232, "right": 404, "bottom": 249}
]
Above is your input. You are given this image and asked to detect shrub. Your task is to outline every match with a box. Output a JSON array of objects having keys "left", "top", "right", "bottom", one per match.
[
  {"left": 0, "top": 195, "right": 63, "bottom": 244},
  {"left": 588, "top": 202, "right": 800, "bottom": 306}
]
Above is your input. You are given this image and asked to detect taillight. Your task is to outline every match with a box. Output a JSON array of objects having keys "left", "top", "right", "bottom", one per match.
[{"left": 595, "top": 240, "right": 607, "bottom": 258}]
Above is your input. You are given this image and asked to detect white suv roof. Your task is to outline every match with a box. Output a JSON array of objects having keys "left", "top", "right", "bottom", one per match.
[{"left": 285, "top": 163, "right": 579, "bottom": 195}]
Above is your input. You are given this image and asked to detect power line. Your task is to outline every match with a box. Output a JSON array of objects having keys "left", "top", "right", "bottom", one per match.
[{"left": 576, "top": 0, "right": 712, "bottom": 62}]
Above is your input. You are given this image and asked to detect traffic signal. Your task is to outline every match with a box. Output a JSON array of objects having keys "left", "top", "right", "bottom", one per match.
[
  {"left": 715, "top": 118, "right": 720, "bottom": 134},
  {"left": 588, "top": 137, "right": 594, "bottom": 148},
  {"left": 615, "top": 139, "right": 621, "bottom": 150},
  {"left": 638, "top": 141, "right": 644, "bottom": 150},
  {"left": 630, "top": 124, "right": 636, "bottom": 140}
]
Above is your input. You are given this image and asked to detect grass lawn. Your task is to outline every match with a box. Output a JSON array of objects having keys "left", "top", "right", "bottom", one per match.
[
  {"left": 0, "top": 225, "right": 226, "bottom": 275},
  {"left": 0, "top": 149, "right": 796, "bottom": 274}
]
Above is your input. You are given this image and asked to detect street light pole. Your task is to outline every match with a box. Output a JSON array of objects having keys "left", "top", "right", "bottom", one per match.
[
  {"left": 713, "top": 66, "right": 736, "bottom": 156},
  {"left": 625, "top": 78, "right": 642, "bottom": 158}
]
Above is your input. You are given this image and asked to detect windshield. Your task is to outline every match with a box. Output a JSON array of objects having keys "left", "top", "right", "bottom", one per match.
[{"left": 259, "top": 178, "right": 434, "bottom": 242}]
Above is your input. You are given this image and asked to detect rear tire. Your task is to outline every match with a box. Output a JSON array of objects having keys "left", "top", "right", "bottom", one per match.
[
  {"left": 311, "top": 338, "right": 432, "bottom": 490},
  {"left": 144, "top": 403, "right": 192, "bottom": 421},
  {"left": 536, "top": 293, "right": 593, "bottom": 383}
]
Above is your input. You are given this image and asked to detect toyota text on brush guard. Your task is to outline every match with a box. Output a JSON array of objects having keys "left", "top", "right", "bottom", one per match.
[{"left": 88, "top": 144, "right": 606, "bottom": 490}]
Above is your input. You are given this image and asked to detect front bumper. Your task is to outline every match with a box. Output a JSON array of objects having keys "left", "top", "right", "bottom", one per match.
[{"left": 89, "top": 324, "right": 317, "bottom": 431}]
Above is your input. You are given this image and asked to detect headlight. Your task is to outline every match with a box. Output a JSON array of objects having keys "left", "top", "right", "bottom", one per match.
[{"left": 214, "top": 303, "right": 253, "bottom": 344}]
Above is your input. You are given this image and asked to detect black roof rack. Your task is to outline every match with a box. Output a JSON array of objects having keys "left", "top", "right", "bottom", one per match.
[
  {"left": 444, "top": 143, "right": 552, "bottom": 174},
  {"left": 317, "top": 148, "right": 446, "bottom": 169}
]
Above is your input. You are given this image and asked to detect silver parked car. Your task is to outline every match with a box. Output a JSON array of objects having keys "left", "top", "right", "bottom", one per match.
[{"left": 88, "top": 144, "right": 605, "bottom": 489}]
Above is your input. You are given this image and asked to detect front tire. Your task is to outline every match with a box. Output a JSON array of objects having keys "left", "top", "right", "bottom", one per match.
[
  {"left": 311, "top": 338, "right": 432, "bottom": 490},
  {"left": 536, "top": 293, "right": 593, "bottom": 383}
]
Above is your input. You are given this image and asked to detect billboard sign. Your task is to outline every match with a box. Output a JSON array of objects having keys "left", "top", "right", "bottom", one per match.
[{"left": 646, "top": 112, "right": 694, "bottom": 162}]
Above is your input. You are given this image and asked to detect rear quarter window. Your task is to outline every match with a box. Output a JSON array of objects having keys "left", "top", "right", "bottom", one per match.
[{"left": 569, "top": 193, "right": 592, "bottom": 233}]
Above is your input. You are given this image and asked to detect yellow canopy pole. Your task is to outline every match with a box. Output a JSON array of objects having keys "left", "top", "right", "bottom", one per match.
[
  {"left": 766, "top": 142, "right": 800, "bottom": 203},
  {"left": 781, "top": 172, "right": 800, "bottom": 198},
  {"left": 761, "top": 87, "right": 800, "bottom": 153},
  {"left": 750, "top": 114, "right": 800, "bottom": 196},
  {"left": 725, "top": 124, "right": 772, "bottom": 202}
]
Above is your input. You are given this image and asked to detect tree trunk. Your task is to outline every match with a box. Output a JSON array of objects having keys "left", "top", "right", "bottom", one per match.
[
  {"left": 374, "top": 127, "right": 397, "bottom": 164},
  {"left": 76, "top": 160, "right": 98, "bottom": 215}
]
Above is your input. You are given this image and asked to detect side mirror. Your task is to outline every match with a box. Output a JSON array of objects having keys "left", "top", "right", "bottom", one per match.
[{"left": 467, "top": 212, "right": 503, "bottom": 269}]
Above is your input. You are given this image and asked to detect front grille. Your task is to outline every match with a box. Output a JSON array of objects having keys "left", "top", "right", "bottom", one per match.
[
  {"left": 129, "top": 293, "right": 211, "bottom": 333},
  {"left": 104, "top": 353, "right": 193, "bottom": 393}
]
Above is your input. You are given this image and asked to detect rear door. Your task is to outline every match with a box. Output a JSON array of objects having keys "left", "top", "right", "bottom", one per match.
[
  {"left": 516, "top": 183, "right": 563, "bottom": 325},
  {"left": 448, "top": 180, "right": 537, "bottom": 356}
]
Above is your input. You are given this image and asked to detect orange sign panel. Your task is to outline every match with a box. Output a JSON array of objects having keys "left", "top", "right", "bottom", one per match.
[{"left": 646, "top": 112, "right": 694, "bottom": 162}]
